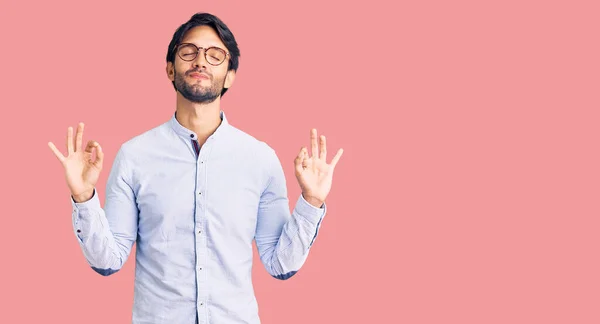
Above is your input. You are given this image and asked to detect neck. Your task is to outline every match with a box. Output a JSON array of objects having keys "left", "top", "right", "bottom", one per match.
[{"left": 175, "top": 93, "right": 222, "bottom": 145}]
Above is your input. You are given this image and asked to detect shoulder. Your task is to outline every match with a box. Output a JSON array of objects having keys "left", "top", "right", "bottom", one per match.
[
  {"left": 114, "top": 121, "right": 170, "bottom": 162},
  {"left": 226, "top": 124, "right": 279, "bottom": 162}
]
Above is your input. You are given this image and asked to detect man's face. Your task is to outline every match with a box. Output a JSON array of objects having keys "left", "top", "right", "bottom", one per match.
[{"left": 167, "top": 25, "right": 235, "bottom": 103}]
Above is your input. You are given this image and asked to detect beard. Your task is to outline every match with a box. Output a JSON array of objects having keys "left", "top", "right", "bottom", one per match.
[{"left": 174, "top": 68, "right": 226, "bottom": 104}]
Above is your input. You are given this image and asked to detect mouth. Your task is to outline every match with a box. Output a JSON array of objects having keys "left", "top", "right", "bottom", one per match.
[{"left": 188, "top": 72, "right": 210, "bottom": 80}]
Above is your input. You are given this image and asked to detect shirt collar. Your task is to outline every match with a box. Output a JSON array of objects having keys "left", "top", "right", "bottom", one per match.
[{"left": 169, "top": 110, "right": 229, "bottom": 141}]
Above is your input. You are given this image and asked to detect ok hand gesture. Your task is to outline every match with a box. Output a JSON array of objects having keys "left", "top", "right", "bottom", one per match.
[
  {"left": 294, "top": 129, "right": 343, "bottom": 207},
  {"left": 48, "top": 122, "right": 104, "bottom": 202}
]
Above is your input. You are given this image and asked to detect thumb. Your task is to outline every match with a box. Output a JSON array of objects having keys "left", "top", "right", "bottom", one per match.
[{"left": 294, "top": 147, "right": 305, "bottom": 176}]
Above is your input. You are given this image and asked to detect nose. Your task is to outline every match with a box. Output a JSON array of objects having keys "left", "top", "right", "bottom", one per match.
[{"left": 192, "top": 49, "right": 208, "bottom": 69}]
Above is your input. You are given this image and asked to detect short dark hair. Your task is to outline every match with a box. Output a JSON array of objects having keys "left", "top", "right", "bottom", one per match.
[{"left": 166, "top": 12, "right": 240, "bottom": 97}]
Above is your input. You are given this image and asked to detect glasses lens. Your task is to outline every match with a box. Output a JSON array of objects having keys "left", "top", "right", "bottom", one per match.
[
  {"left": 178, "top": 44, "right": 198, "bottom": 61},
  {"left": 206, "top": 48, "right": 226, "bottom": 65}
]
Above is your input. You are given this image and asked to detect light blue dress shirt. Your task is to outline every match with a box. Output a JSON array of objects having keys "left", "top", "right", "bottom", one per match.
[{"left": 70, "top": 111, "right": 326, "bottom": 324}]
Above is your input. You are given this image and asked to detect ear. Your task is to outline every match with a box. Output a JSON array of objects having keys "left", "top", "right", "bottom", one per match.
[
  {"left": 224, "top": 69, "right": 236, "bottom": 89},
  {"left": 166, "top": 62, "right": 175, "bottom": 82}
]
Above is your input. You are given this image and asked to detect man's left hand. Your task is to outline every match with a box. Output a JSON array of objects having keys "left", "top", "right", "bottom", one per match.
[{"left": 294, "top": 128, "right": 343, "bottom": 208}]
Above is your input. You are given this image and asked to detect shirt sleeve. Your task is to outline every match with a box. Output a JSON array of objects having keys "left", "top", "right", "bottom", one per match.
[
  {"left": 254, "top": 146, "right": 327, "bottom": 280},
  {"left": 71, "top": 146, "right": 139, "bottom": 276}
]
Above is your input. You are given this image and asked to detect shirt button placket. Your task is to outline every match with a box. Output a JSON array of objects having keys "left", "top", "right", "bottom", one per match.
[{"left": 195, "top": 149, "right": 208, "bottom": 322}]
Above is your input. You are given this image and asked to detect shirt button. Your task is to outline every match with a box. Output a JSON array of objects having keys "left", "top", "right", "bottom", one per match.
[
  {"left": 190, "top": 134, "right": 194, "bottom": 138},
  {"left": 76, "top": 229, "right": 81, "bottom": 233}
]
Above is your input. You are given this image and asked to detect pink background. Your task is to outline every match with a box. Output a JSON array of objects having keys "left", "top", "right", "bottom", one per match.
[{"left": 1, "top": 0, "right": 599, "bottom": 323}]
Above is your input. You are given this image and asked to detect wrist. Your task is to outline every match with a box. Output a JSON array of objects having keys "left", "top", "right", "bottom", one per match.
[
  {"left": 302, "top": 192, "right": 324, "bottom": 208},
  {"left": 73, "top": 189, "right": 94, "bottom": 203}
]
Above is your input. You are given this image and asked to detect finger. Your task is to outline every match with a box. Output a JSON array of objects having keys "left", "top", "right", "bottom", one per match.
[
  {"left": 93, "top": 142, "right": 104, "bottom": 168},
  {"left": 294, "top": 147, "right": 304, "bottom": 174},
  {"left": 311, "top": 128, "right": 318, "bottom": 158},
  {"left": 84, "top": 140, "right": 96, "bottom": 154},
  {"left": 75, "top": 122, "right": 84, "bottom": 152},
  {"left": 330, "top": 148, "right": 344, "bottom": 168},
  {"left": 302, "top": 148, "right": 310, "bottom": 168},
  {"left": 67, "top": 126, "right": 74, "bottom": 154},
  {"left": 320, "top": 135, "right": 326, "bottom": 161},
  {"left": 48, "top": 141, "right": 66, "bottom": 163}
]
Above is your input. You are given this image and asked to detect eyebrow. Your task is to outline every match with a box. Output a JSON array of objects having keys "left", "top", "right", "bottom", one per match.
[{"left": 180, "top": 41, "right": 224, "bottom": 49}]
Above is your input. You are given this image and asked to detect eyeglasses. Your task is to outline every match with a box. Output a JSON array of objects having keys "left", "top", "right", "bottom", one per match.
[{"left": 174, "top": 43, "right": 230, "bottom": 66}]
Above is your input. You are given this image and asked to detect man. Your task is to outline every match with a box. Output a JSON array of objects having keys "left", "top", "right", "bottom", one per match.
[{"left": 47, "top": 12, "right": 343, "bottom": 324}]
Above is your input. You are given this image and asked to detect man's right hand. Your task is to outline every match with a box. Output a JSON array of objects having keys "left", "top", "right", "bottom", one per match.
[{"left": 48, "top": 122, "right": 104, "bottom": 203}]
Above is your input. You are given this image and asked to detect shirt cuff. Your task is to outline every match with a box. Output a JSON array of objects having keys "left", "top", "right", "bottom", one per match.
[
  {"left": 71, "top": 189, "right": 100, "bottom": 241},
  {"left": 294, "top": 193, "right": 327, "bottom": 226},
  {"left": 71, "top": 188, "right": 100, "bottom": 212}
]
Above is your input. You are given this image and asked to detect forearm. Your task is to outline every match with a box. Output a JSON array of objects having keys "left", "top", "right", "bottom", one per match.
[
  {"left": 259, "top": 194, "right": 326, "bottom": 279},
  {"left": 72, "top": 189, "right": 130, "bottom": 274}
]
